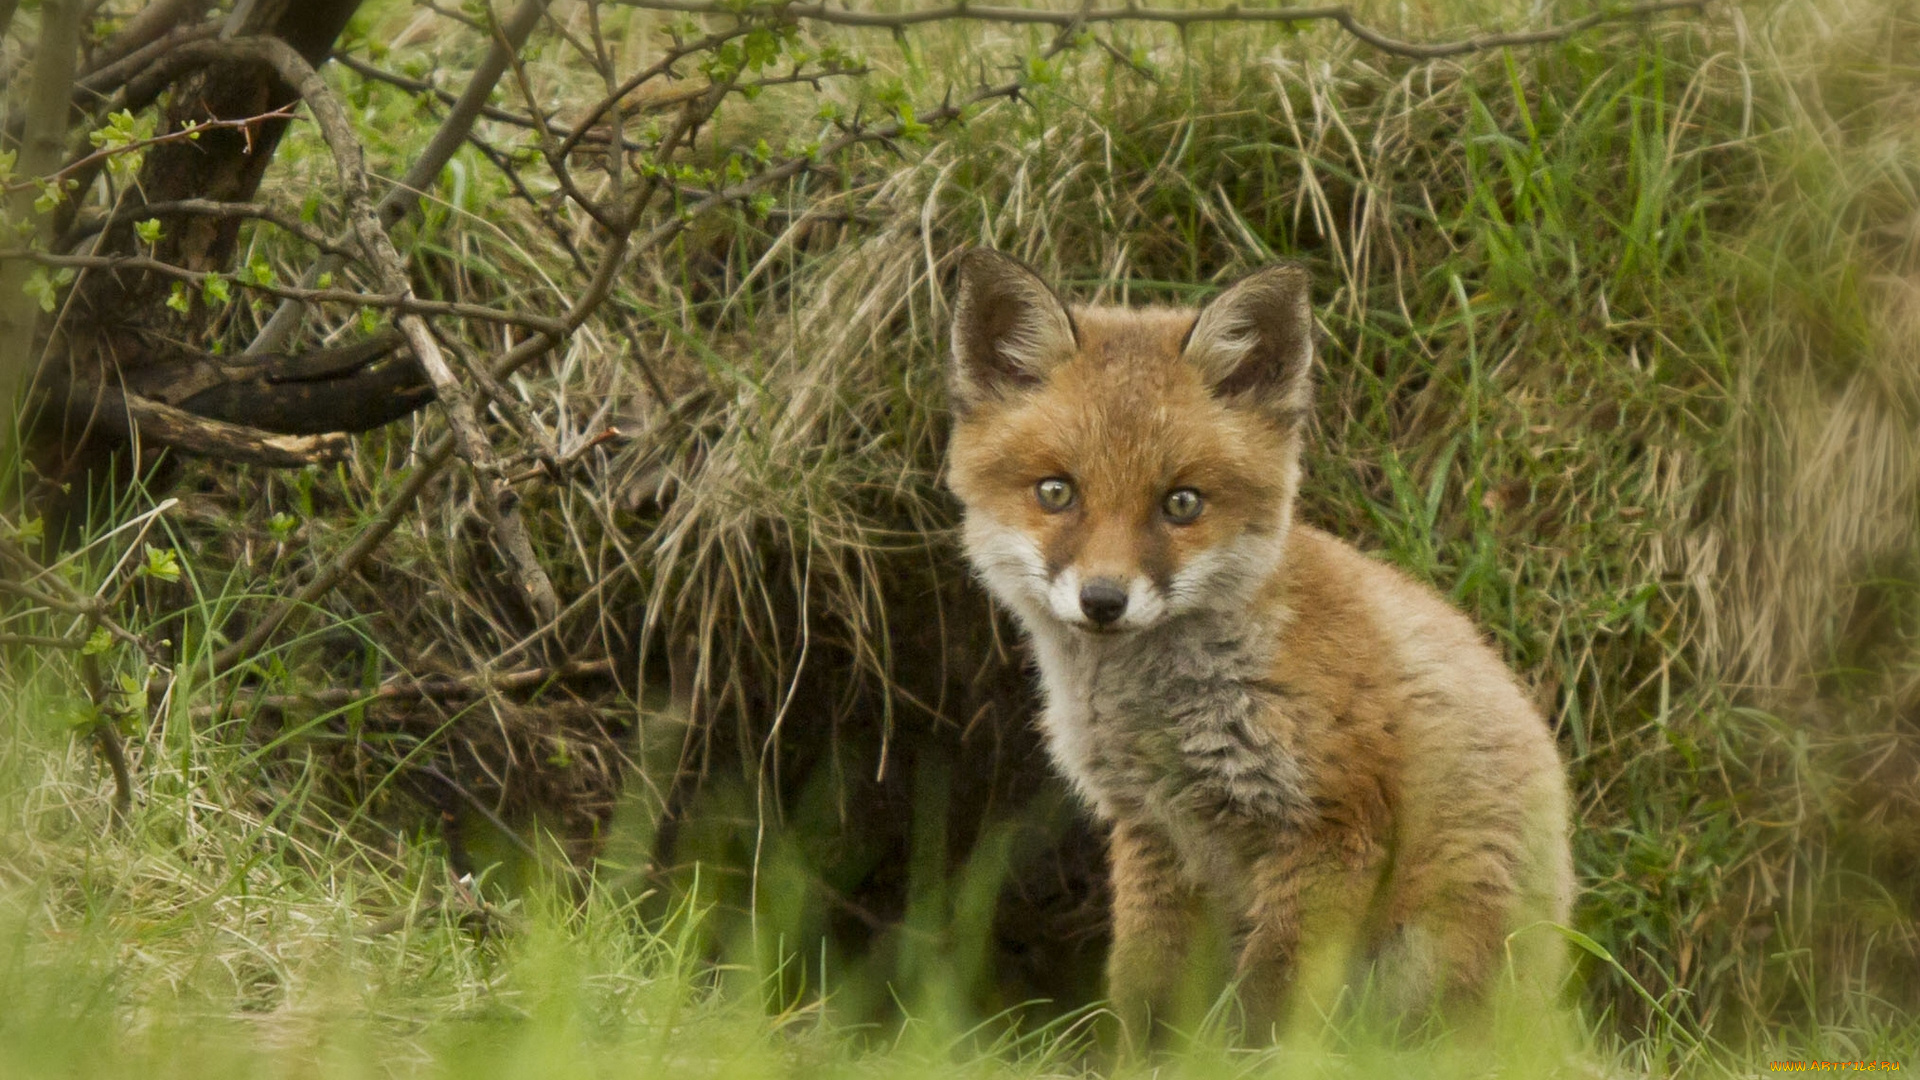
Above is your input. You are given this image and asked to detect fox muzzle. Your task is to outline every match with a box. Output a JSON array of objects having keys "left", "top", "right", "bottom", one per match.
[{"left": 1078, "top": 578, "right": 1130, "bottom": 626}]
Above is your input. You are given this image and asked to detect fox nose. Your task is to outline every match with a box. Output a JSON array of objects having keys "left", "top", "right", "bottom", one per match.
[{"left": 1078, "top": 579, "right": 1129, "bottom": 626}]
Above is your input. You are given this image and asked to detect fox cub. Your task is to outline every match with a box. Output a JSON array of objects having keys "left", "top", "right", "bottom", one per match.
[{"left": 944, "top": 250, "right": 1573, "bottom": 1047}]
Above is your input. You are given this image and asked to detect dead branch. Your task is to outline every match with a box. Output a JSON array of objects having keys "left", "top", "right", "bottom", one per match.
[
  {"left": 607, "top": 0, "right": 1708, "bottom": 60},
  {"left": 79, "top": 385, "right": 351, "bottom": 466}
]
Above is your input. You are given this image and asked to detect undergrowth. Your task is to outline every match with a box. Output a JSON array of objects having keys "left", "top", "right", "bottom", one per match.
[{"left": 3, "top": 0, "right": 1918, "bottom": 1075}]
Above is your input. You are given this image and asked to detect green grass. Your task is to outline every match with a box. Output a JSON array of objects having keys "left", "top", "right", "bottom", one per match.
[{"left": 4, "top": 0, "right": 1920, "bottom": 1074}]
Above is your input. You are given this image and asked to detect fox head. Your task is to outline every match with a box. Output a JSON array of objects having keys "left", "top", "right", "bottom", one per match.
[{"left": 945, "top": 249, "right": 1316, "bottom": 635}]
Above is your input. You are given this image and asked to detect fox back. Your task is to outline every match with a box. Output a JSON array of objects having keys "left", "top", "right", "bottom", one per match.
[{"left": 944, "top": 250, "right": 1573, "bottom": 1049}]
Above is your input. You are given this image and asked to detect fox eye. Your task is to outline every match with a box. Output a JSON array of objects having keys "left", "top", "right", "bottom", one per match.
[
  {"left": 1035, "top": 477, "right": 1075, "bottom": 512},
  {"left": 1162, "top": 487, "right": 1204, "bottom": 524}
]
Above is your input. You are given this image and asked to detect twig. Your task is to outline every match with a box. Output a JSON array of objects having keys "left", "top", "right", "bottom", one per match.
[
  {"left": 463, "top": 133, "right": 591, "bottom": 276},
  {"left": 0, "top": 526, "right": 164, "bottom": 827},
  {"left": 497, "top": 13, "right": 624, "bottom": 232},
  {"left": 209, "top": 81, "right": 741, "bottom": 672},
  {"left": 331, "top": 51, "right": 590, "bottom": 143},
  {"left": 0, "top": 536, "right": 157, "bottom": 662},
  {"left": 63, "top": 198, "right": 362, "bottom": 258},
  {"left": 0, "top": 633, "right": 90, "bottom": 649},
  {"left": 505, "top": 427, "right": 624, "bottom": 485},
  {"left": 78, "top": 652, "right": 135, "bottom": 825},
  {"left": 607, "top": 0, "right": 1708, "bottom": 60},
  {"left": 73, "top": 21, "right": 222, "bottom": 102},
  {"left": 1, "top": 106, "right": 300, "bottom": 195},
  {"left": 214, "top": 436, "right": 457, "bottom": 672},
  {"left": 3, "top": 251, "right": 568, "bottom": 335}
]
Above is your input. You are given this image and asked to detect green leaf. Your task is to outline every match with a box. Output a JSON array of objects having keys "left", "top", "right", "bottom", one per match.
[
  {"left": 115, "top": 672, "right": 147, "bottom": 715},
  {"left": 166, "top": 281, "right": 191, "bottom": 314},
  {"left": 895, "top": 104, "right": 929, "bottom": 143},
  {"left": 23, "top": 267, "right": 73, "bottom": 313},
  {"left": 81, "top": 627, "right": 113, "bottom": 656},
  {"left": 63, "top": 703, "right": 103, "bottom": 732},
  {"left": 134, "top": 218, "right": 163, "bottom": 246},
  {"left": 32, "top": 178, "right": 66, "bottom": 214},
  {"left": 140, "top": 544, "right": 181, "bottom": 583},
  {"left": 201, "top": 273, "right": 231, "bottom": 306}
]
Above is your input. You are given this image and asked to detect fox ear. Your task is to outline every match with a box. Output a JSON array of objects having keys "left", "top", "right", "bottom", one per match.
[
  {"left": 949, "top": 248, "right": 1077, "bottom": 411},
  {"left": 1182, "top": 265, "right": 1315, "bottom": 423}
]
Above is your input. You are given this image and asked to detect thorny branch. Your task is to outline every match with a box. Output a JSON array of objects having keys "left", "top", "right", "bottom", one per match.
[{"left": 0, "top": 105, "right": 299, "bottom": 195}]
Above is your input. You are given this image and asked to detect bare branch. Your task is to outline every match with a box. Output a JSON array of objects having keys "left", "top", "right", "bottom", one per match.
[
  {"left": 2, "top": 105, "right": 300, "bottom": 195},
  {"left": 4, "top": 251, "right": 566, "bottom": 334},
  {"left": 210, "top": 62, "right": 985, "bottom": 671},
  {"left": 77, "top": 652, "right": 134, "bottom": 825},
  {"left": 0, "top": 633, "right": 91, "bottom": 650},
  {"left": 331, "top": 52, "right": 581, "bottom": 141},
  {"left": 606, "top": 0, "right": 1708, "bottom": 59}
]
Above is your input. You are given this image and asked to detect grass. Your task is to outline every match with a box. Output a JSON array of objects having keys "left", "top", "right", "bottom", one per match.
[{"left": 4, "top": 0, "right": 1920, "bottom": 1075}]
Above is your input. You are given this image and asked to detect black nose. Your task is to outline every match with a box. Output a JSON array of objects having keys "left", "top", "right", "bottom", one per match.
[{"left": 1078, "top": 579, "right": 1129, "bottom": 625}]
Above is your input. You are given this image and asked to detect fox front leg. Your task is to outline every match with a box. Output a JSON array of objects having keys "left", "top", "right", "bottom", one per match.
[
  {"left": 1105, "top": 819, "right": 1207, "bottom": 1057},
  {"left": 1234, "top": 848, "right": 1382, "bottom": 1045}
]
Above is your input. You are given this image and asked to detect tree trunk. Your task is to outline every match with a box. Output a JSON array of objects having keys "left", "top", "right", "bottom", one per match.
[{"left": 24, "top": 0, "right": 427, "bottom": 538}]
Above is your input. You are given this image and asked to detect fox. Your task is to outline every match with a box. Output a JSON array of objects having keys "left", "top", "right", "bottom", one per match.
[{"left": 943, "top": 249, "right": 1574, "bottom": 1050}]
